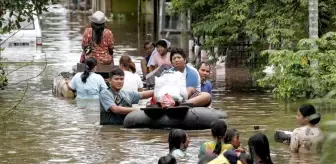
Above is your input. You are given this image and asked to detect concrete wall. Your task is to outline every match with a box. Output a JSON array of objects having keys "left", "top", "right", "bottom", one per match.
[
  {"left": 141, "top": 0, "right": 153, "bottom": 14},
  {"left": 111, "top": 0, "right": 137, "bottom": 14}
]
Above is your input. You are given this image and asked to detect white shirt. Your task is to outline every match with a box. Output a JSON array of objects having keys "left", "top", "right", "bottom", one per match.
[{"left": 122, "top": 71, "right": 143, "bottom": 92}]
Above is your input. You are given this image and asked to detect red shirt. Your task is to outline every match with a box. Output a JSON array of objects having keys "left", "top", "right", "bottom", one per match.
[{"left": 81, "top": 28, "right": 114, "bottom": 65}]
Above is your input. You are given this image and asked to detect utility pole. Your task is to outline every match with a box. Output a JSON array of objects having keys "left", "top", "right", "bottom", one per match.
[
  {"left": 137, "top": 0, "right": 141, "bottom": 56},
  {"left": 153, "top": 0, "right": 158, "bottom": 41},
  {"left": 308, "top": 0, "right": 319, "bottom": 71},
  {"left": 309, "top": 0, "right": 318, "bottom": 39}
]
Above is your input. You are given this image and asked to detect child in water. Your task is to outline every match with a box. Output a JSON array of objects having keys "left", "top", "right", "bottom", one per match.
[
  {"left": 248, "top": 133, "right": 273, "bottom": 164},
  {"left": 224, "top": 128, "right": 246, "bottom": 156},
  {"left": 168, "top": 129, "right": 189, "bottom": 159},
  {"left": 224, "top": 129, "right": 240, "bottom": 149},
  {"left": 198, "top": 119, "right": 233, "bottom": 158}
]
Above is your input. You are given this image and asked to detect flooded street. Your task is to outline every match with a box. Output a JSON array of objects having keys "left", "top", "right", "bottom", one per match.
[{"left": 0, "top": 12, "right": 334, "bottom": 164}]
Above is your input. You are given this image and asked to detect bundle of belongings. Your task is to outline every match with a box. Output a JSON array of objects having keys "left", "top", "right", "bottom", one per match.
[
  {"left": 153, "top": 70, "right": 188, "bottom": 108},
  {"left": 274, "top": 130, "right": 292, "bottom": 143}
]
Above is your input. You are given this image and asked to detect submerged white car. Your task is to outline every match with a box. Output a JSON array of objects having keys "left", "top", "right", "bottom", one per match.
[
  {"left": 46, "top": 4, "right": 67, "bottom": 14},
  {"left": 0, "top": 12, "right": 42, "bottom": 48}
]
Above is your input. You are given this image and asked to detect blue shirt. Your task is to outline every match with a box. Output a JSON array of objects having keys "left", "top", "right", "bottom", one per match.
[
  {"left": 201, "top": 80, "right": 212, "bottom": 95},
  {"left": 145, "top": 55, "right": 151, "bottom": 64},
  {"left": 69, "top": 72, "right": 108, "bottom": 99},
  {"left": 99, "top": 88, "right": 141, "bottom": 125}
]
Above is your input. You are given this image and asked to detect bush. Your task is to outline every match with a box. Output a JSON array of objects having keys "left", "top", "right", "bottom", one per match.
[{"left": 258, "top": 32, "right": 336, "bottom": 100}]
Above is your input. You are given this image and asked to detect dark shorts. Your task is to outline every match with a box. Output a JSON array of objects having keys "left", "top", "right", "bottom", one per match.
[{"left": 189, "top": 90, "right": 212, "bottom": 107}]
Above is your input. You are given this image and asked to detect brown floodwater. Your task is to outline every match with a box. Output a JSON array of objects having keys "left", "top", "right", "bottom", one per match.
[{"left": 0, "top": 10, "right": 335, "bottom": 164}]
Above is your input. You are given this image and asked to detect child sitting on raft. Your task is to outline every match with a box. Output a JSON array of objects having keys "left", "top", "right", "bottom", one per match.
[{"left": 198, "top": 119, "right": 233, "bottom": 158}]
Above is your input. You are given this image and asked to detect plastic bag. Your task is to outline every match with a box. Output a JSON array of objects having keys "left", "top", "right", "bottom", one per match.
[
  {"left": 154, "top": 71, "right": 188, "bottom": 103},
  {"left": 145, "top": 64, "right": 172, "bottom": 87},
  {"left": 160, "top": 93, "right": 176, "bottom": 108}
]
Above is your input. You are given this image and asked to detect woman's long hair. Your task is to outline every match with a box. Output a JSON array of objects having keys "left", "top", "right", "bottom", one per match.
[
  {"left": 248, "top": 133, "right": 273, "bottom": 164},
  {"left": 211, "top": 119, "right": 227, "bottom": 155},
  {"left": 91, "top": 22, "right": 105, "bottom": 45},
  {"left": 81, "top": 57, "right": 97, "bottom": 83},
  {"left": 119, "top": 55, "right": 136, "bottom": 73}
]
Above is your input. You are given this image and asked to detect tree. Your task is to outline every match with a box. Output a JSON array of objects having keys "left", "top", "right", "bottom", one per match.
[
  {"left": 258, "top": 32, "right": 336, "bottom": 100},
  {"left": 171, "top": 0, "right": 336, "bottom": 56}
]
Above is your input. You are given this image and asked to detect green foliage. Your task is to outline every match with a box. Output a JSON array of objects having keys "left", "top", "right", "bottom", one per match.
[
  {"left": 171, "top": 0, "right": 336, "bottom": 56},
  {"left": 0, "top": 0, "right": 49, "bottom": 34},
  {"left": 258, "top": 32, "right": 336, "bottom": 100},
  {"left": 321, "top": 116, "right": 336, "bottom": 163}
]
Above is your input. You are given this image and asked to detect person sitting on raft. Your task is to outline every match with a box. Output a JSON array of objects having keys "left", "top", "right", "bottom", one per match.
[
  {"left": 99, "top": 67, "right": 154, "bottom": 125},
  {"left": 141, "top": 41, "right": 155, "bottom": 79},
  {"left": 66, "top": 57, "right": 108, "bottom": 99},
  {"left": 80, "top": 11, "right": 114, "bottom": 66},
  {"left": 168, "top": 47, "right": 211, "bottom": 107},
  {"left": 119, "top": 55, "right": 143, "bottom": 92},
  {"left": 290, "top": 104, "right": 323, "bottom": 153},
  {"left": 198, "top": 119, "right": 233, "bottom": 158},
  {"left": 198, "top": 62, "right": 212, "bottom": 96},
  {"left": 147, "top": 39, "right": 172, "bottom": 72}
]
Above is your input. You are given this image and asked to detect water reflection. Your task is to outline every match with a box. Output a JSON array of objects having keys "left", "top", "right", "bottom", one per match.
[{"left": 0, "top": 11, "right": 334, "bottom": 164}]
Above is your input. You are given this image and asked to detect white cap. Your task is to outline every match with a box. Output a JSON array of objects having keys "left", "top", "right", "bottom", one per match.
[{"left": 92, "top": 11, "right": 106, "bottom": 24}]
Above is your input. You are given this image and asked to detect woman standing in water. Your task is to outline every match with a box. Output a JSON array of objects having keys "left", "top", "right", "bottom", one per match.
[
  {"left": 80, "top": 11, "right": 114, "bottom": 66},
  {"left": 290, "top": 104, "right": 323, "bottom": 153},
  {"left": 67, "top": 57, "right": 108, "bottom": 99}
]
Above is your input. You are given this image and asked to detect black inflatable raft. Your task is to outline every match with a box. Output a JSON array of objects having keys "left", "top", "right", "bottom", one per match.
[{"left": 123, "top": 106, "right": 228, "bottom": 130}]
